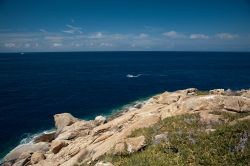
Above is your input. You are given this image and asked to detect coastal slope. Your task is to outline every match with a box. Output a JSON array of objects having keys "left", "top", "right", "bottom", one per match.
[{"left": 2, "top": 88, "right": 250, "bottom": 166}]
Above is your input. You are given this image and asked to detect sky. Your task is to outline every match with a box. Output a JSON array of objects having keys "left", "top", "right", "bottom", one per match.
[{"left": 0, "top": 0, "right": 250, "bottom": 52}]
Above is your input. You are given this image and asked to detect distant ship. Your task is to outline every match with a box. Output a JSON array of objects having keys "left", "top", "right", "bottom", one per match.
[{"left": 20, "top": 52, "right": 24, "bottom": 55}]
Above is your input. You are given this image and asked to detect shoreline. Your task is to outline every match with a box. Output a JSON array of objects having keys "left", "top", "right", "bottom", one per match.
[
  {"left": 2, "top": 88, "right": 250, "bottom": 165},
  {"left": 0, "top": 95, "right": 153, "bottom": 163}
]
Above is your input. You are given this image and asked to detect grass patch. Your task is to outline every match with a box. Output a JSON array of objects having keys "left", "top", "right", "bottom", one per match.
[
  {"left": 209, "top": 111, "right": 250, "bottom": 122},
  {"left": 101, "top": 113, "right": 250, "bottom": 166}
]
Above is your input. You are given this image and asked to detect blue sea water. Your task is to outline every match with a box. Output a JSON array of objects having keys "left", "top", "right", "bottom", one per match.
[{"left": 0, "top": 51, "right": 250, "bottom": 158}]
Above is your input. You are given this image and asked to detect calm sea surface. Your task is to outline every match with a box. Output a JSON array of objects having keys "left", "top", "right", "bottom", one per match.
[{"left": 0, "top": 51, "right": 250, "bottom": 158}]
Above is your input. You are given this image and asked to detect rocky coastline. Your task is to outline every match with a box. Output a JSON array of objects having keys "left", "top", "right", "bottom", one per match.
[{"left": 1, "top": 88, "right": 250, "bottom": 166}]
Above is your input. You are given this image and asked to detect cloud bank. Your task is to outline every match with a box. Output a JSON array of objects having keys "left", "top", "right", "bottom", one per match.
[
  {"left": 163, "top": 31, "right": 187, "bottom": 39},
  {"left": 215, "top": 33, "right": 239, "bottom": 40},
  {"left": 0, "top": 28, "right": 248, "bottom": 52},
  {"left": 190, "top": 34, "right": 209, "bottom": 39}
]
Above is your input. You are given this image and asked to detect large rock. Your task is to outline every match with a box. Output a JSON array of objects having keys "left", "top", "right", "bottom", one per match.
[
  {"left": 1, "top": 162, "right": 12, "bottom": 166},
  {"left": 60, "top": 149, "right": 89, "bottom": 166},
  {"left": 32, "top": 160, "right": 58, "bottom": 166},
  {"left": 157, "top": 88, "right": 197, "bottom": 105},
  {"left": 95, "top": 116, "right": 107, "bottom": 125},
  {"left": 119, "top": 114, "right": 160, "bottom": 139},
  {"left": 181, "top": 94, "right": 250, "bottom": 113},
  {"left": 178, "top": 88, "right": 198, "bottom": 96},
  {"left": 56, "top": 121, "right": 95, "bottom": 140},
  {"left": 67, "top": 146, "right": 81, "bottom": 157},
  {"left": 54, "top": 113, "right": 79, "bottom": 131},
  {"left": 17, "top": 151, "right": 32, "bottom": 161},
  {"left": 241, "top": 90, "right": 250, "bottom": 98},
  {"left": 3, "top": 142, "right": 49, "bottom": 163},
  {"left": 209, "top": 89, "right": 225, "bottom": 95},
  {"left": 157, "top": 92, "right": 180, "bottom": 105},
  {"left": 34, "top": 131, "right": 56, "bottom": 143},
  {"left": 51, "top": 140, "right": 68, "bottom": 154},
  {"left": 12, "top": 158, "right": 30, "bottom": 166},
  {"left": 223, "top": 96, "right": 250, "bottom": 112},
  {"left": 126, "top": 136, "right": 146, "bottom": 153},
  {"left": 93, "top": 131, "right": 113, "bottom": 143},
  {"left": 153, "top": 133, "right": 169, "bottom": 145},
  {"left": 181, "top": 96, "right": 216, "bottom": 112},
  {"left": 113, "top": 142, "right": 126, "bottom": 155},
  {"left": 30, "top": 151, "right": 45, "bottom": 164},
  {"left": 95, "top": 161, "right": 114, "bottom": 166},
  {"left": 229, "top": 115, "right": 250, "bottom": 126},
  {"left": 55, "top": 131, "right": 78, "bottom": 140}
]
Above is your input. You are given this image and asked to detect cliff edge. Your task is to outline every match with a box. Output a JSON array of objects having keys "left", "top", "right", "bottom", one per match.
[{"left": 2, "top": 88, "right": 250, "bottom": 166}]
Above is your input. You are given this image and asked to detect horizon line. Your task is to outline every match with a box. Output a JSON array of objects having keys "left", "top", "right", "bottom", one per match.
[{"left": 1, "top": 50, "right": 250, "bottom": 54}]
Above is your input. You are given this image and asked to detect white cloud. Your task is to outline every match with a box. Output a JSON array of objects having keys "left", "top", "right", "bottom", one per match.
[
  {"left": 215, "top": 33, "right": 239, "bottom": 40},
  {"left": 87, "top": 42, "right": 94, "bottom": 47},
  {"left": 163, "top": 31, "right": 186, "bottom": 39},
  {"left": 62, "top": 30, "right": 75, "bottom": 34},
  {"left": 96, "top": 32, "right": 103, "bottom": 38},
  {"left": 109, "top": 34, "right": 130, "bottom": 40},
  {"left": 89, "top": 32, "right": 104, "bottom": 39},
  {"left": 1, "top": 29, "right": 248, "bottom": 52},
  {"left": 39, "top": 29, "right": 47, "bottom": 33},
  {"left": 62, "top": 24, "right": 82, "bottom": 34},
  {"left": 74, "top": 43, "right": 80, "bottom": 47},
  {"left": 190, "top": 34, "right": 209, "bottom": 39},
  {"left": 45, "top": 36, "right": 65, "bottom": 42},
  {"left": 136, "top": 33, "right": 149, "bottom": 39},
  {"left": 130, "top": 37, "right": 160, "bottom": 48},
  {"left": 4, "top": 43, "right": 15, "bottom": 48},
  {"left": 24, "top": 43, "right": 31, "bottom": 48},
  {"left": 99, "top": 42, "right": 113, "bottom": 47},
  {"left": 131, "top": 43, "right": 136, "bottom": 48},
  {"left": 52, "top": 43, "right": 62, "bottom": 47}
]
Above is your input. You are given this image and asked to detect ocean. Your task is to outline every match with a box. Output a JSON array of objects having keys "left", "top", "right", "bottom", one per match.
[{"left": 0, "top": 51, "right": 250, "bottom": 158}]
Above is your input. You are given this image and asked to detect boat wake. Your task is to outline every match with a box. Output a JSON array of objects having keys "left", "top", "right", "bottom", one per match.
[
  {"left": 126, "top": 74, "right": 143, "bottom": 78},
  {"left": 126, "top": 73, "right": 168, "bottom": 78}
]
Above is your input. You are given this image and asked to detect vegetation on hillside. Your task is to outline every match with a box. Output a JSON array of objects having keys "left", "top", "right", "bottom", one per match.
[{"left": 100, "top": 112, "right": 250, "bottom": 166}]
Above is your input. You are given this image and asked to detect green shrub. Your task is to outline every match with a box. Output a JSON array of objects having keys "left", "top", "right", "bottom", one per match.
[{"left": 101, "top": 113, "right": 250, "bottom": 166}]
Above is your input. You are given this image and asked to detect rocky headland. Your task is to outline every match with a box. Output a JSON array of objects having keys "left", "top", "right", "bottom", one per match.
[{"left": 1, "top": 88, "right": 250, "bottom": 166}]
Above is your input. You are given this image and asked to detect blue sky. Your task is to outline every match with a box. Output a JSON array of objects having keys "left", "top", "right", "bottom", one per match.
[{"left": 0, "top": 0, "right": 250, "bottom": 52}]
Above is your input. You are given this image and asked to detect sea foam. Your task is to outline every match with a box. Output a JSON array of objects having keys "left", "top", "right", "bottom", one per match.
[{"left": 19, "top": 129, "right": 55, "bottom": 145}]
